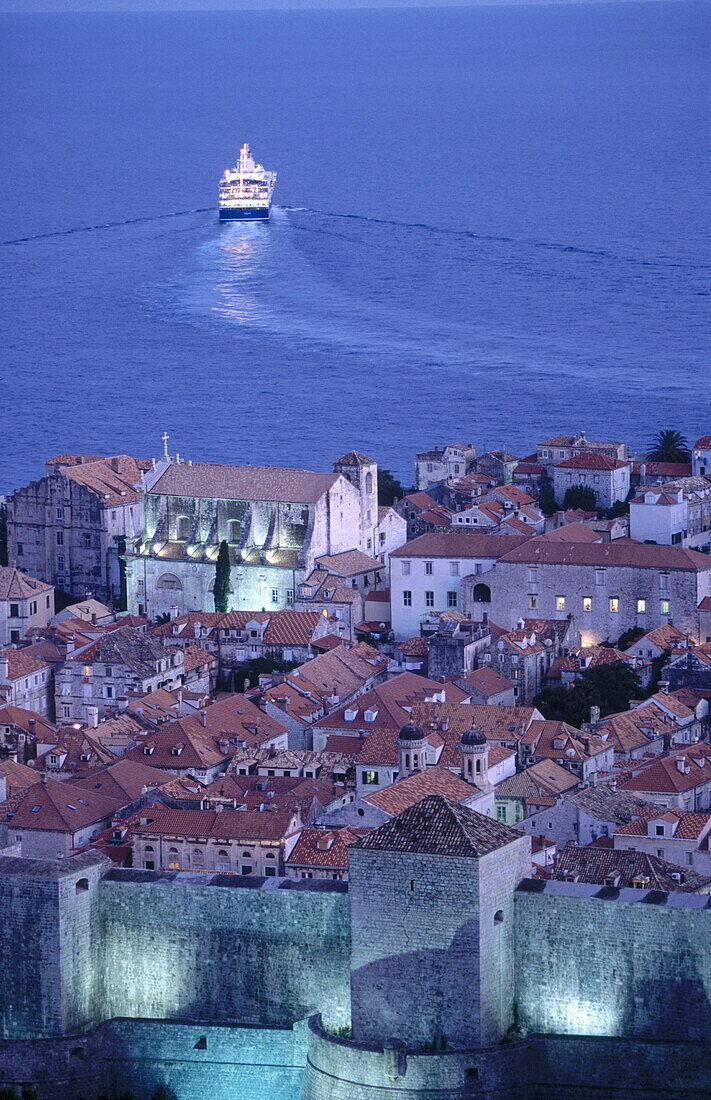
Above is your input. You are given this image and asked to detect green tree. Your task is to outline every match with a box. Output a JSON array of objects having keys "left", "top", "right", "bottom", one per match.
[
  {"left": 538, "top": 471, "right": 557, "bottom": 517},
  {"left": 213, "top": 540, "right": 231, "bottom": 613},
  {"left": 0, "top": 503, "right": 7, "bottom": 566},
  {"left": 647, "top": 429, "right": 691, "bottom": 464},
  {"left": 378, "top": 468, "right": 406, "bottom": 506},
  {"left": 617, "top": 626, "right": 644, "bottom": 651},
  {"left": 562, "top": 485, "right": 597, "bottom": 513},
  {"left": 534, "top": 661, "right": 643, "bottom": 727}
]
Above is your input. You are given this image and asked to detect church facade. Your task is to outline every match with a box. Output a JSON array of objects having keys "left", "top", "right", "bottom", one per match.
[{"left": 125, "top": 452, "right": 378, "bottom": 618}]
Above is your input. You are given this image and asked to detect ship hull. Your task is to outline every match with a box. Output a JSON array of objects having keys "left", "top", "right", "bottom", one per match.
[{"left": 219, "top": 206, "right": 271, "bottom": 221}]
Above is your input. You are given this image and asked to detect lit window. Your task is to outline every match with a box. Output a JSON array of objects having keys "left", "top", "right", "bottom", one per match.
[
  {"left": 583, "top": 597, "right": 592, "bottom": 612},
  {"left": 556, "top": 596, "right": 565, "bottom": 612},
  {"left": 403, "top": 590, "right": 412, "bottom": 607},
  {"left": 609, "top": 598, "right": 619, "bottom": 613},
  {"left": 637, "top": 599, "right": 646, "bottom": 614},
  {"left": 425, "top": 591, "right": 435, "bottom": 608},
  {"left": 83, "top": 666, "right": 91, "bottom": 676},
  {"left": 661, "top": 599, "right": 670, "bottom": 615}
]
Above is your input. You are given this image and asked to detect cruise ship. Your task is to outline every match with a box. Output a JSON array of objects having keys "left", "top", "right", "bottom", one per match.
[{"left": 218, "top": 143, "right": 276, "bottom": 221}]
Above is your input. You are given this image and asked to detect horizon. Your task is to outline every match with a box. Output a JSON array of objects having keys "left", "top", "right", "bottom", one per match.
[{"left": 0, "top": 0, "right": 689, "bottom": 14}]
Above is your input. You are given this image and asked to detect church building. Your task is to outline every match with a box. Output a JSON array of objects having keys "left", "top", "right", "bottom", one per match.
[{"left": 125, "top": 450, "right": 378, "bottom": 618}]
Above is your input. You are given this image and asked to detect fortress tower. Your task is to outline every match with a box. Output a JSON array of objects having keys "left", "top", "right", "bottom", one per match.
[{"left": 301, "top": 794, "right": 531, "bottom": 1099}]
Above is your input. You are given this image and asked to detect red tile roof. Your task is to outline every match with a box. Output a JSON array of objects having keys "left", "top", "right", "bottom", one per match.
[
  {"left": 498, "top": 537, "right": 711, "bottom": 571},
  {"left": 364, "top": 765, "right": 479, "bottom": 816},
  {"left": 286, "top": 826, "right": 370, "bottom": 870},
  {"left": 391, "top": 532, "right": 530, "bottom": 559},
  {"left": 133, "top": 807, "right": 298, "bottom": 841},
  {"left": 557, "top": 453, "right": 629, "bottom": 471},
  {"left": 0, "top": 647, "right": 50, "bottom": 680}
]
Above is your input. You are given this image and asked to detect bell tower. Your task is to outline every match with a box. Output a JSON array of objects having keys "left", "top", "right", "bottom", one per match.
[
  {"left": 458, "top": 726, "right": 491, "bottom": 790},
  {"left": 396, "top": 721, "right": 429, "bottom": 778},
  {"left": 332, "top": 451, "right": 379, "bottom": 555}
]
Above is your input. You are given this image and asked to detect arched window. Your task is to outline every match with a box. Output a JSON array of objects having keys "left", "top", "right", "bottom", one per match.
[
  {"left": 242, "top": 851, "right": 252, "bottom": 859},
  {"left": 156, "top": 573, "right": 182, "bottom": 590},
  {"left": 494, "top": 910, "right": 504, "bottom": 924},
  {"left": 168, "top": 847, "right": 180, "bottom": 870},
  {"left": 228, "top": 520, "right": 241, "bottom": 543},
  {"left": 75, "top": 878, "right": 89, "bottom": 893},
  {"left": 177, "top": 516, "right": 191, "bottom": 541},
  {"left": 365, "top": 472, "right": 373, "bottom": 495},
  {"left": 266, "top": 852, "right": 276, "bottom": 859},
  {"left": 472, "top": 583, "right": 491, "bottom": 604}
]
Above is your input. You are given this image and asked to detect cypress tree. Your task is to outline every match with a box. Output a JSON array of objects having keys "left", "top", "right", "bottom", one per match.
[{"left": 214, "top": 540, "right": 231, "bottom": 613}]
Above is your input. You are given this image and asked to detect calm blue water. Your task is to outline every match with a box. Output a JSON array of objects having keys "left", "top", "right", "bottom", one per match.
[{"left": 1, "top": 3, "right": 709, "bottom": 491}]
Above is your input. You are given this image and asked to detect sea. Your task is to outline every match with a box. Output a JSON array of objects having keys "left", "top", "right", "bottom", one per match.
[{"left": 1, "top": 1, "right": 709, "bottom": 492}]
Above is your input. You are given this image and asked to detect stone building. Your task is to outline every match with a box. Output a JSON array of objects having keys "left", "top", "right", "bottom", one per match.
[
  {"left": 537, "top": 431, "right": 628, "bottom": 470},
  {"left": 54, "top": 625, "right": 185, "bottom": 726},
  {"left": 390, "top": 531, "right": 528, "bottom": 639},
  {"left": 0, "top": 566, "right": 54, "bottom": 646},
  {"left": 489, "top": 537, "right": 711, "bottom": 644},
  {"left": 414, "top": 443, "right": 476, "bottom": 490},
  {"left": 10, "top": 776, "right": 123, "bottom": 858},
  {"left": 7, "top": 454, "right": 149, "bottom": 605},
  {"left": 553, "top": 453, "right": 631, "bottom": 510},
  {"left": 629, "top": 477, "right": 711, "bottom": 549},
  {"left": 0, "top": 647, "right": 54, "bottom": 717},
  {"left": 132, "top": 806, "right": 300, "bottom": 876},
  {"left": 125, "top": 453, "right": 376, "bottom": 619},
  {"left": 693, "top": 435, "right": 711, "bottom": 477}
]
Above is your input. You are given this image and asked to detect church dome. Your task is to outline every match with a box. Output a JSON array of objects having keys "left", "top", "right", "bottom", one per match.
[
  {"left": 398, "top": 722, "right": 425, "bottom": 742},
  {"left": 461, "top": 727, "right": 487, "bottom": 747}
]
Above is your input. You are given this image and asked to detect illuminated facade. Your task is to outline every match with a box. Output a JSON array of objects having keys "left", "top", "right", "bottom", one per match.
[{"left": 124, "top": 453, "right": 378, "bottom": 619}]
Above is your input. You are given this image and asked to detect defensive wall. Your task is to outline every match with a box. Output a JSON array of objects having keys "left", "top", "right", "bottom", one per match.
[{"left": 2, "top": 851, "right": 711, "bottom": 1096}]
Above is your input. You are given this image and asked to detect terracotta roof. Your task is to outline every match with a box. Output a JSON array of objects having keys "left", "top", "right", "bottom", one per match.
[
  {"left": 459, "top": 667, "right": 514, "bottom": 697},
  {"left": 694, "top": 437, "right": 711, "bottom": 449},
  {"left": 67, "top": 625, "right": 168, "bottom": 675},
  {"left": 286, "top": 825, "right": 370, "bottom": 869},
  {"left": 615, "top": 807, "right": 711, "bottom": 840},
  {"left": 396, "top": 637, "right": 429, "bottom": 656},
  {"left": 617, "top": 746, "right": 711, "bottom": 795},
  {"left": 495, "top": 760, "right": 579, "bottom": 799},
  {"left": 539, "top": 435, "right": 582, "bottom": 447},
  {"left": 133, "top": 807, "right": 298, "bottom": 841},
  {"left": 334, "top": 451, "right": 375, "bottom": 466},
  {"left": 314, "top": 673, "right": 467, "bottom": 741},
  {"left": 315, "top": 551, "right": 382, "bottom": 577},
  {"left": 11, "top": 777, "right": 122, "bottom": 832},
  {"left": 629, "top": 623, "right": 687, "bottom": 651},
  {"left": 404, "top": 492, "right": 439, "bottom": 510},
  {"left": 698, "top": 597, "right": 711, "bottom": 611},
  {"left": 149, "top": 462, "right": 337, "bottom": 504},
  {"left": 0, "top": 566, "right": 52, "bottom": 601},
  {"left": 556, "top": 453, "right": 628, "bottom": 471},
  {"left": 391, "top": 532, "right": 529, "bottom": 559},
  {"left": 498, "top": 537, "right": 711, "bottom": 571},
  {"left": 364, "top": 765, "right": 479, "bottom": 817},
  {"left": 60, "top": 455, "right": 147, "bottom": 506},
  {"left": 181, "top": 645, "right": 217, "bottom": 673},
  {"left": 75, "top": 759, "right": 176, "bottom": 802},
  {"left": 0, "top": 758, "right": 43, "bottom": 798},
  {"left": 353, "top": 793, "right": 523, "bottom": 858},
  {"left": 541, "top": 523, "right": 602, "bottom": 544},
  {"left": 0, "top": 705, "right": 56, "bottom": 738},
  {"left": 553, "top": 845, "right": 711, "bottom": 892},
  {"left": 523, "top": 719, "right": 610, "bottom": 762},
  {"left": 0, "top": 647, "right": 50, "bottom": 680}
]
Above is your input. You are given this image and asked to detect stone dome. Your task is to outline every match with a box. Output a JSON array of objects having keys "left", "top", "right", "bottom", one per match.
[
  {"left": 398, "top": 722, "right": 425, "bottom": 742},
  {"left": 461, "top": 727, "right": 487, "bottom": 747}
]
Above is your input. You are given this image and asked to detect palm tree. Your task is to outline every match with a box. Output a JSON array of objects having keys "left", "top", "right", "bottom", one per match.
[{"left": 646, "top": 429, "right": 691, "bottom": 463}]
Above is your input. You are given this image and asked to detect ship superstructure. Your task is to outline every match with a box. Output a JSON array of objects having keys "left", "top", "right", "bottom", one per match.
[{"left": 218, "top": 143, "right": 276, "bottom": 221}]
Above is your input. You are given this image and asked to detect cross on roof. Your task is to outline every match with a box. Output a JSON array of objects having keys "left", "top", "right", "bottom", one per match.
[{"left": 162, "top": 432, "right": 170, "bottom": 460}]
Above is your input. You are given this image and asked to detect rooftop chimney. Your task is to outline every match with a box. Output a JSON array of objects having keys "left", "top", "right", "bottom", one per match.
[
  {"left": 170, "top": 605, "right": 179, "bottom": 621},
  {"left": 200, "top": 710, "right": 207, "bottom": 728},
  {"left": 659, "top": 681, "right": 670, "bottom": 695}
]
